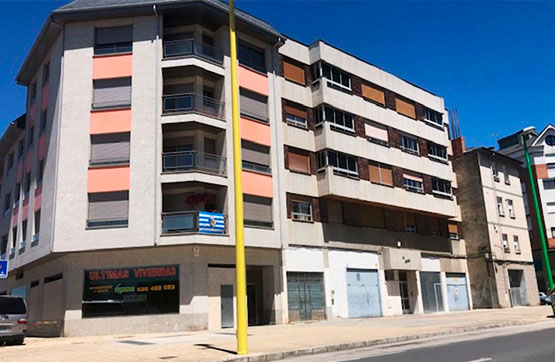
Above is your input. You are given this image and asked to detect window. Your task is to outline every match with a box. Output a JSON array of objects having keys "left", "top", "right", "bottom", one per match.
[
  {"left": 240, "top": 88, "right": 268, "bottom": 122},
  {"left": 3, "top": 193, "right": 11, "bottom": 215},
  {"left": 284, "top": 103, "right": 307, "bottom": 128},
  {"left": 395, "top": 97, "right": 416, "bottom": 119},
  {"left": 312, "top": 61, "right": 351, "bottom": 90},
  {"left": 502, "top": 165, "right": 510, "bottom": 185},
  {"left": 361, "top": 83, "right": 385, "bottom": 106},
  {"left": 37, "top": 159, "right": 45, "bottom": 185},
  {"left": 506, "top": 199, "right": 515, "bottom": 218},
  {"left": 497, "top": 196, "right": 505, "bottom": 216},
  {"left": 502, "top": 234, "right": 509, "bottom": 251},
  {"left": 33, "top": 210, "right": 40, "bottom": 243},
  {"left": 546, "top": 135, "right": 555, "bottom": 146},
  {"left": 428, "top": 142, "right": 447, "bottom": 160},
  {"left": 83, "top": 265, "right": 178, "bottom": 318},
  {"left": 242, "top": 141, "right": 271, "bottom": 174},
  {"left": 448, "top": 223, "right": 459, "bottom": 240},
  {"left": 42, "top": 63, "right": 50, "bottom": 84},
  {"left": 24, "top": 172, "right": 31, "bottom": 198},
  {"left": 11, "top": 227, "right": 17, "bottom": 253},
  {"left": 316, "top": 105, "right": 354, "bottom": 133},
  {"left": 17, "top": 140, "right": 24, "bottom": 160},
  {"left": 0, "top": 235, "right": 7, "bottom": 258},
  {"left": 7, "top": 152, "right": 14, "bottom": 172},
  {"left": 400, "top": 134, "right": 419, "bottom": 154},
  {"left": 423, "top": 107, "right": 443, "bottom": 126},
  {"left": 244, "top": 195, "right": 272, "bottom": 227},
  {"left": 30, "top": 82, "right": 37, "bottom": 102},
  {"left": 403, "top": 175, "right": 424, "bottom": 193},
  {"left": 552, "top": 227, "right": 555, "bottom": 238},
  {"left": 291, "top": 200, "right": 313, "bottom": 222},
  {"left": 317, "top": 150, "right": 358, "bottom": 177},
  {"left": 92, "top": 77, "right": 132, "bottom": 109},
  {"left": 432, "top": 178, "right": 452, "bottom": 197},
  {"left": 28, "top": 126, "right": 34, "bottom": 147},
  {"left": 238, "top": 42, "right": 265, "bottom": 73},
  {"left": 369, "top": 162, "right": 393, "bottom": 186},
  {"left": 385, "top": 270, "right": 395, "bottom": 282},
  {"left": 513, "top": 235, "right": 521, "bottom": 253},
  {"left": 283, "top": 58, "right": 305, "bottom": 84},
  {"left": 87, "top": 191, "right": 129, "bottom": 228},
  {"left": 405, "top": 213, "right": 417, "bottom": 233},
  {"left": 94, "top": 25, "right": 133, "bottom": 55},
  {"left": 548, "top": 202, "right": 555, "bottom": 214},
  {"left": 21, "top": 220, "right": 27, "bottom": 247},
  {"left": 40, "top": 110, "right": 48, "bottom": 133},
  {"left": 90, "top": 133, "right": 130, "bottom": 166},
  {"left": 365, "top": 121, "right": 388, "bottom": 146},
  {"left": 14, "top": 183, "right": 20, "bottom": 204},
  {"left": 492, "top": 162, "right": 499, "bottom": 181},
  {"left": 287, "top": 148, "right": 310, "bottom": 174},
  {"left": 544, "top": 178, "right": 555, "bottom": 189}
]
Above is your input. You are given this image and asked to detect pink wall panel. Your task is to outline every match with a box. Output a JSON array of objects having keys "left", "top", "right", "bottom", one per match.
[
  {"left": 26, "top": 149, "right": 33, "bottom": 173},
  {"left": 90, "top": 109, "right": 132, "bottom": 134},
  {"left": 34, "top": 186, "right": 42, "bottom": 211},
  {"left": 28, "top": 103, "right": 37, "bottom": 127},
  {"left": 87, "top": 166, "right": 130, "bottom": 193},
  {"left": 242, "top": 170, "right": 273, "bottom": 198},
  {"left": 41, "top": 85, "right": 49, "bottom": 111},
  {"left": 238, "top": 65, "right": 269, "bottom": 96},
  {"left": 38, "top": 134, "right": 48, "bottom": 160},
  {"left": 92, "top": 54, "right": 133, "bottom": 80},
  {"left": 240, "top": 117, "right": 271, "bottom": 146},
  {"left": 22, "top": 198, "right": 29, "bottom": 221},
  {"left": 16, "top": 161, "right": 23, "bottom": 183}
]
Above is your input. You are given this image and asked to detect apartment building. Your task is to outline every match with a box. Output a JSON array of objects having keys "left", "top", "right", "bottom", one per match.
[
  {"left": 0, "top": 0, "right": 469, "bottom": 336},
  {"left": 453, "top": 145, "right": 538, "bottom": 308},
  {"left": 498, "top": 125, "right": 555, "bottom": 291}
]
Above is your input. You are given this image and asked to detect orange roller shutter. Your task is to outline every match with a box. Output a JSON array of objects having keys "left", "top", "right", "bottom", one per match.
[
  {"left": 288, "top": 151, "right": 310, "bottom": 174},
  {"left": 448, "top": 223, "right": 459, "bottom": 234},
  {"left": 381, "top": 165, "right": 393, "bottom": 186},
  {"left": 395, "top": 97, "right": 416, "bottom": 119},
  {"left": 369, "top": 162, "right": 380, "bottom": 183},
  {"left": 361, "top": 83, "right": 385, "bottom": 105},
  {"left": 284, "top": 105, "right": 307, "bottom": 119},
  {"left": 283, "top": 60, "right": 306, "bottom": 84}
]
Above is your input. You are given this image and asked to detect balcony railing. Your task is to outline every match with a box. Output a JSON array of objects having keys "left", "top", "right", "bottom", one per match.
[
  {"left": 162, "top": 93, "right": 224, "bottom": 119},
  {"left": 162, "top": 211, "right": 225, "bottom": 234},
  {"left": 163, "top": 39, "right": 223, "bottom": 64},
  {"left": 162, "top": 151, "right": 226, "bottom": 175}
]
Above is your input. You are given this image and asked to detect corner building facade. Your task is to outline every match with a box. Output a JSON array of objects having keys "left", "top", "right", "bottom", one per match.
[{"left": 0, "top": 0, "right": 469, "bottom": 336}]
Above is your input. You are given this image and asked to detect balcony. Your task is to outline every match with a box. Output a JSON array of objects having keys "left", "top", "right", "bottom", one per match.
[
  {"left": 163, "top": 39, "right": 223, "bottom": 64},
  {"left": 162, "top": 151, "right": 226, "bottom": 175},
  {"left": 162, "top": 93, "right": 224, "bottom": 119},
  {"left": 162, "top": 211, "right": 226, "bottom": 234}
]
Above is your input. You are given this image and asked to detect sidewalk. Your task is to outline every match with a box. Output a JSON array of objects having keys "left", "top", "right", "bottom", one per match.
[{"left": 1, "top": 306, "right": 553, "bottom": 362}]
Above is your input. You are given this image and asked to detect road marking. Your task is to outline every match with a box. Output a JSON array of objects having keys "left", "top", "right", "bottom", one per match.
[{"left": 466, "top": 358, "right": 492, "bottom": 362}]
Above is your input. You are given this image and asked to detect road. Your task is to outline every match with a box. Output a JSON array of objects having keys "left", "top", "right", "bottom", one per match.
[{"left": 285, "top": 322, "right": 555, "bottom": 362}]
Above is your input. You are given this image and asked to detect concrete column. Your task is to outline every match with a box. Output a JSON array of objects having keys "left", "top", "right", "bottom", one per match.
[
  {"left": 414, "top": 271, "right": 424, "bottom": 314},
  {"left": 440, "top": 271, "right": 449, "bottom": 312}
]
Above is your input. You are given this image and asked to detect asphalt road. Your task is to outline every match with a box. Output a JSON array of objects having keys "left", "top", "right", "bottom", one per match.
[{"left": 285, "top": 322, "right": 555, "bottom": 362}]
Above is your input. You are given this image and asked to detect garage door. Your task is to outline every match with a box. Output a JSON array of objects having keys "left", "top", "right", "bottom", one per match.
[
  {"left": 446, "top": 273, "right": 470, "bottom": 311},
  {"left": 346, "top": 269, "right": 381, "bottom": 318},
  {"left": 287, "top": 272, "right": 325, "bottom": 322}
]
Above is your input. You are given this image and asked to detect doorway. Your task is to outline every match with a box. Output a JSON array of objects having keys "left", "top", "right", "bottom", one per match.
[
  {"left": 287, "top": 272, "right": 325, "bottom": 321},
  {"left": 508, "top": 269, "right": 527, "bottom": 306},
  {"left": 420, "top": 272, "right": 444, "bottom": 313},
  {"left": 346, "top": 268, "right": 381, "bottom": 318},
  {"left": 398, "top": 272, "right": 411, "bottom": 314},
  {"left": 220, "top": 285, "right": 234, "bottom": 328}
]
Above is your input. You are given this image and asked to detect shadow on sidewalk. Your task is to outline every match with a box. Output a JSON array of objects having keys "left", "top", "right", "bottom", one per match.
[{"left": 195, "top": 343, "right": 236, "bottom": 355}]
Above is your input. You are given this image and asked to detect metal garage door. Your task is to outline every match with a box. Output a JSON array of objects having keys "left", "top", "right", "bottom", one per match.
[
  {"left": 346, "top": 269, "right": 381, "bottom": 318},
  {"left": 287, "top": 272, "right": 325, "bottom": 321},
  {"left": 446, "top": 273, "right": 470, "bottom": 311}
]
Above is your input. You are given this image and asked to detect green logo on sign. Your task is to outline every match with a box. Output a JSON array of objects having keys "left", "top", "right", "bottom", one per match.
[{"left": 115, "top": 284, "right": 135, "bottom": 294}]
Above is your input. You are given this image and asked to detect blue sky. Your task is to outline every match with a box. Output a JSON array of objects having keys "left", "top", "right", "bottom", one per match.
[{"left": 2, "top": 0, "right": 555, "bottom": 148}]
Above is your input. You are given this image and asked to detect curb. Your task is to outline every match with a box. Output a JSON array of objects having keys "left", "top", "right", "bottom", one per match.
[{"left": 214, "top": 320, "right": 532, "bottom": 362}]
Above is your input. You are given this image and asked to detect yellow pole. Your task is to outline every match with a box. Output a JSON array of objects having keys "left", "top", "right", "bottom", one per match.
[{"left": 229, "top": 0, "right": 248, "bottom": 355}]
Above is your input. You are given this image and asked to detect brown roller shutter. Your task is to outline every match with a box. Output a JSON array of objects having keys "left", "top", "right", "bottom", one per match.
[
  {"left": 395, "top": 97, "right": 416, "bottom": 119},
  {"left": 283, "top": 60, "right": 306, "bottom": 84},
  {"left": 88, "top": 191, "right": 129, "bottom": 221},
  {"left": 361, "top": 205, "right": 385, "bottom": 229},
  {"left": 369, "top": 162, "right": 380, "bottom": 183},
  {"left": 284, "top": 105, "right": 307, "bottom": 119},
  {"left": 244, "top": 195, "right": 272, "bottom": 223},
  {"left": 242, "top": 141, "right": 270, "bottom": 166},
  {"left": 91, "top": 133, "right": 130, "bottom": 164},
  {"left": 361, "top": 83, "right": 385, "bottom": 105},
  {"left": 288, "top": 151, "right": 310, "bottom": 174}
]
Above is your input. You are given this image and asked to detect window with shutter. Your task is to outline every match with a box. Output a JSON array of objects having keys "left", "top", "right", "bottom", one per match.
[
  {"left": 93, "top": 77, "right": 132, "bottom": 109},
  {"left": 365, "top": 121, "right": 388, "bottom": 146},
  {"left": 284, "top": 104, "right": 307, "bottom": 128},
  {"left": 244, "top": 195, "right": 272, "bottom": 227},
  {"left": 242, "top": 141, "right": 270, "bottom": 174},
  {"left": 240, "top": 88, "right": 268, "bottom": 122},
  {"left": 448, "top": 223, "right": 459, "bottom": 239},
  {"left": 283, "top": 59, "right": 305, "bottom": 85},
  {"left": 238, "top": 42, "right": 265, "bottom": 73},
  {"left": 288, "top": 149, "right": 310, "bottom": 174},
  {"left": 94, "top": 25, "right": 133, "bottom": 55},
  {"left": 90, "top": 133, "right": 130, "bottom": 166},
  {"left": 361, "top": 83, "right": 385, "bottom": 106},
  {"left": 395, "top": 97, "right": 416, "bottom": 119},
  {"left": 369, "top": 162, "right": 392, "bottom": 186},
  {"left": 88, "top": 191, "right": 129, "bottom": 228}
]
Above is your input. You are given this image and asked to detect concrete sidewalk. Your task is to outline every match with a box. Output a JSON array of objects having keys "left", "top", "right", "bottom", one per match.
[{"left": 1, "top": 306, "right": 553, "bottom": 362}]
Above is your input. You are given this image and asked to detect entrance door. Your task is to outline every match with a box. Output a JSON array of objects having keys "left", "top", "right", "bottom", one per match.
[
  {"left": 220, "top": 285, "right": 234, "bottom": 328},
  {"left": 420, "top": 272, "right": 444, "bottom": 313},
  {"left": 346, "top": 269, "right": 381, "bottom": 318},
  {"left": 509, "top": 269, "right": 527, "bottom": 306},
  {"left": 247, "top": 284, "right": 258, "bottom": 326},
  {"left": 287, "top": 272, "right": 325, "bottom": 321},
  {"left": 398, "top": 272, "right": 411, "bottom": 314},
  {"left": 446, "top": 273, "right": 470, "bottom": 311}
]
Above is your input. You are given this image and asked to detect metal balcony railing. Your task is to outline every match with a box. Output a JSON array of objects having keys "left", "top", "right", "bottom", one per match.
[
  {"left": 162, "top": 211, "right": 225, "bottom": 234},
  {"left": 162, "top": 93, "right": 224, "bottom": 119},
  {"left": 162, "top": 151, "right": 226, "bottom": 175},
  {"left": 163, "top": 39, "right": 223, "bottom": 64}
]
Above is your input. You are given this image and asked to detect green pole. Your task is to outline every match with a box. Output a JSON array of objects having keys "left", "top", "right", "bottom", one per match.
[{"left": 522, "top": 134, "right": 554, "bottom": 293}]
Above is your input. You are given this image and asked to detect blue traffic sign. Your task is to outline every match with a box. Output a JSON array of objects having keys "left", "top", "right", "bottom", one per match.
[{"left": 0, "top": 260, "right": 7, "bottom": 279}]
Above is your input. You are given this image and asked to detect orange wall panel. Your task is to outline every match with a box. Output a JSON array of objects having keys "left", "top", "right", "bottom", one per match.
[
  {"left": 241, "top": 117, "right": 271, "bottom": 146},
  {"left": 242, "top": 170, "right": 273, "bottom": 198},
  {"left": 90, "top": 109, "right": 132, "bottom": 134},
  {"left": 87, "top": 166, "right": 130, "bottom": 193},
  {"left": 238, "top": 65, "right": 269, "bottom": 96},
  {"left": 28, "top": 103, "right": 37, "bottom": 127},
  {"left": 92, "top": 54, "right": 133, "bottom": 80}
]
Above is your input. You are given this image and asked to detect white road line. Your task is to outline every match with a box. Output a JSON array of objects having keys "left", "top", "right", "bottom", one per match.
[{"left": 466, "top": 358, "right": 493, "bottom": 362}]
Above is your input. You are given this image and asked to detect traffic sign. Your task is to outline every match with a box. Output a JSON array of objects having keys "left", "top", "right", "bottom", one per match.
[{"left": 0, "top": 260, "right": 7, "bottom": 279}]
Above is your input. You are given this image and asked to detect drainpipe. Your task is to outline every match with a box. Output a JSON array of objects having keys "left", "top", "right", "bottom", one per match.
[{"left": 153, "top": 4, "right": 160, "bottom": 246}]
